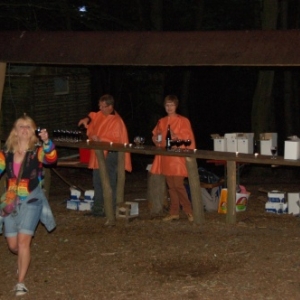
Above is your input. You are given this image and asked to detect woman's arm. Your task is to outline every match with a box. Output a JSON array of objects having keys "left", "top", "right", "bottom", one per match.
[
  {"left": 37, "top": 140, "right": 57, "bottom": 165},
  {"left": 0, "top": 151, "right": 6, "bottom": 174}
]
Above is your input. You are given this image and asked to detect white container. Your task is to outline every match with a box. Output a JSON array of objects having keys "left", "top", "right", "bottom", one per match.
[
  {"left": 213, "top": 138, "right": 227, "bottom": 152},
  {"left": 236, "top": 192, "right": 250, "bottom": 212},
  {"left": 70, "top": 188, "right": 81, "bottom": 200},
  {"left": 284, "top": 140, "right": 300, "bottom": 160},
  {"left": 288, "top": 192, "right": 300, "bottom": 215},
  {"left": 78, "top": 200, "right": 94, "bottom": 211},
  {"left": 268, "top": 191, "right": 286, "bottom": 203},
  {"left": 116, "top": 201, "right": 139, "bottom": 218},
  {"left": 67, "top": 199, "right": 80, "bottom": 210},
  {"left": 265, "top": 202, "right": 288, "bottom": 214},
  {"left": 84, "top": 189, "right": 95, "bottom": 200},
  {"left": 237, "top": 133, "right": 254, "bottom": 154},
  {"left": 259, "top": 133, "right": 277, "bottom": 155},
  {"left": 225, "top": 133, "right": 239, "bottom": 153}
]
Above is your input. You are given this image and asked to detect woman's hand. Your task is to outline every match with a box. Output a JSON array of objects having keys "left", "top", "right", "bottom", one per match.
[
  {"left": 91, "top": 135, "right": 100, "bottom": 142},
  {"left": 78, "top": 118, "right": 89, "bottom": 129}
]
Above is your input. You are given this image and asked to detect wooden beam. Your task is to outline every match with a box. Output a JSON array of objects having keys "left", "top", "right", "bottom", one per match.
[
  {"left": 94, "top": 150, "right": 115, "bottom": 224},
  {"left": 116, "top": 152, "right": 125, "bottom": 204},
  {"left": 186, "top": 157, "right": 204, "bottom": 225},
  {"left": 226, "top": 160, "right": 236, "bottom": 224}
]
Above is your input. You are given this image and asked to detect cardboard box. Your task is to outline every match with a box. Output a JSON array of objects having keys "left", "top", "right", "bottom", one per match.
[
  {"left": 260, "top": 133, "right": 277, "bottom": 155},
  {"left": 78, "top": 200, "right": 94, "bottom": 211},
  {"left": 225, "top": 133, "right": 239, "bottom": 152},
  {"left": 288, "top": 192, "right": 300, "bottom": 215},
  {"left": 116, "top": 201, "right": 139, "bottom": 218},
  {"left": 267, "top": 191, "right": 286, "bottom": 203},
  {"left": 66, "top": 199, "right": 80, "bottom": 210},
  {"left": 237, "top": 133, "right": 254, "bottom": 154},
  {"left": 265, "top": 202, "right": 288, "bottom": 214},
  {"left": 79, "top": 148, "right": 91, "bottom": 163},
  {"left": 213, "top": 138, "right": 227, "bottom": 152},
  {"left": 284, "top": 140, "right": 300, "bottom": 160},
  {"left": 70, "top": 188, "right": 81, "bottom": 200},
  {"left": 84, "top": 190, "right": 94, "bottom": 200},
  {"left": 218, "top": 188, "right": 250, "bottom": 213}
]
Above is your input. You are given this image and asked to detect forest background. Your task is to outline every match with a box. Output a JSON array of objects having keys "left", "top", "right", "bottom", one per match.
[{"left": 1, "top": 0, "right": 300, "bottom": 156}]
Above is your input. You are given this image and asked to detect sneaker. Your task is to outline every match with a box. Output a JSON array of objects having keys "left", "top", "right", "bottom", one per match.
[
  {"left": 163, "top": 215, "right": 179, "bottom": 221},
  {"left": 14, "top": 283, "right": 28, "bottom": 296},
  {"left": 187, "top": 213, "right": 194, "bottom": 222}
]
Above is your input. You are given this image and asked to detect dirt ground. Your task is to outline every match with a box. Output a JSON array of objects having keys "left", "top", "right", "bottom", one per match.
[{"left": 1, "top": 163, "right": 300, "bottom": 300}]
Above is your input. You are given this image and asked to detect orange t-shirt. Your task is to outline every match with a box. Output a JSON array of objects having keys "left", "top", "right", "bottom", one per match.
[
  {"left": 86, "top": 110, "right": 132, "bottom": 172},
  {"left": 150, "top": 115, "right": 196, "bottom": 176}
]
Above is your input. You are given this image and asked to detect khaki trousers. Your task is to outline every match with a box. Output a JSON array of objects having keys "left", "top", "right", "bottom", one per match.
[{"left": 166, "top": 175, "right": 192, "bottom": 215}]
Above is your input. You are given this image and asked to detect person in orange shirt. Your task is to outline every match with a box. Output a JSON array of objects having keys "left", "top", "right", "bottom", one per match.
[
  {"left": 78, "top": 94, "right": 132, "bottom": 217},
  {"left": 151, "top": 95, "right": 196, "bottom": 222}
]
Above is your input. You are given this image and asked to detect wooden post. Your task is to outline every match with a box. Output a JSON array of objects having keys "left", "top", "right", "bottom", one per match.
[
  {"left": 116, "top": 152, "right": 125, "bottom": 205},
  {"left": 94, "top": 150, "right": 115, "bottom": 224},
  {"left": 147, "top": 173, "right": 166, "bottom": 216},
  {"left": 226, "top": 160, "right": 236, "bottom": 224},
  {"left": 186, "top": 157, "right": 204, "bottom": 225}
]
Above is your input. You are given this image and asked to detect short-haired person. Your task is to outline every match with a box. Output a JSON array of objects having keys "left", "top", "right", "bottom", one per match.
[
  {"left": 0, "top": 114, "right": 57, "bottom": 296},
  {"left": 151, "top": 95, "right": 196, "bottom": 222},
  {"left": 78, "top": 94, "right": 132, "bottom": 219}
]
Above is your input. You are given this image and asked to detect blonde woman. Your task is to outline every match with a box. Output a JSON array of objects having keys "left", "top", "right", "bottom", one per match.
[{"left": 0, "top": 114, "right": 57, "bottom": 296}]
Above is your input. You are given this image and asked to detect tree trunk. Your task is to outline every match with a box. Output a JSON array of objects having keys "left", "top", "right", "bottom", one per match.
[{"left": 251, "top": 0, "right": 278, "bottom": 139}]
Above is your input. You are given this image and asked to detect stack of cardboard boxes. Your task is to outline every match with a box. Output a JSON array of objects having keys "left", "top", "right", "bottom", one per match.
[
  {"left": 265, "top": 191, "right": 300, "bottom": 215},
  {"left": 66, "top": 189, "right": 94, "bottom": 211}
]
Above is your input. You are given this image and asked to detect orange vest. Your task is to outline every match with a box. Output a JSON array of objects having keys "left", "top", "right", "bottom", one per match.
[
  {"left": 86, "top": 111, "right": 132, "bottom": 172},
  {"left": 150, "top": 115, "right": 196, "bottom": 176}
]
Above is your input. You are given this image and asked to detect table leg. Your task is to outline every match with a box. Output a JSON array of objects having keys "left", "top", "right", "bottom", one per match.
[
  {"left": 116, "top": 152, "right": 125, "bottom": 205},
  {"left": 186, "top": 157, "right": 205, "bottom": 225},
  {"left": 95, "top": 150, "right": 115, "bottom": 224},
  {"left": 226, "top": 160, "right": 236, "bottom": 224}
]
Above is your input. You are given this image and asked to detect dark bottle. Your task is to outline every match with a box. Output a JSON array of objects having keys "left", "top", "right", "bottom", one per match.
[
  {"left": 254, "top": 140, "right": 259, "bottom": 154},
  {"left": 165, "top": 125, "right": 172, "bottom": 150}
]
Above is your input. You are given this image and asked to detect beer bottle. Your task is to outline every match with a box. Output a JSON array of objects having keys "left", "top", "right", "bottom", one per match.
[{"left": 166, "top": 125, "right": 172, "bottom": 150}]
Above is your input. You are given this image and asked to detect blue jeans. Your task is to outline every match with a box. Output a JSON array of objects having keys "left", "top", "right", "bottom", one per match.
[{"left": 92, "top": 152, "right": 118, "bottom": 216}]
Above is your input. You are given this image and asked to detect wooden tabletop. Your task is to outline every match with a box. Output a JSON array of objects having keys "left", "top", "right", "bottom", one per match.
[{"left": 54, "top": 140, "right": 300, "bottom": 168}]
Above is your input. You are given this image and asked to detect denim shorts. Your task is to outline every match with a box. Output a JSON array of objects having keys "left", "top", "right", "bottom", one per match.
[{"left": 4, "top": 197, "right": 43, "bottom": 237}]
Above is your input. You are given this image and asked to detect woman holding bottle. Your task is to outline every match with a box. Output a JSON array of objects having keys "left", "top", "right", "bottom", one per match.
[{"left": 151, "top": 95, "right": 196, "bottom": 222}]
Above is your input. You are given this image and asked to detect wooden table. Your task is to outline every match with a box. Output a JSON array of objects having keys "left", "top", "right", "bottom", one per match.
[{"left": 54, "top": 141, "right": 300, "bottom": 226}]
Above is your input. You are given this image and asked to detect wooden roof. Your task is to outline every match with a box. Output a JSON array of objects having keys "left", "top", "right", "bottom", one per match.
[{"left": 0, "top": 30, "right": 300, "bottom": 67}]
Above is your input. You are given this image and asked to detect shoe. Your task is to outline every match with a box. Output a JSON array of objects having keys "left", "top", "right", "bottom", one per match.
[
  {"left": 163, "top": 215, "right": 179, "bottom": 221},
  {"left": 103, "top": 219, "right": 116, "bottom": 227},
  {"left": 187, "top": 213, "right": 194, "bottom": 222},
  {"left": 14, "top": 283, "right": 28, "bottom": 297}
]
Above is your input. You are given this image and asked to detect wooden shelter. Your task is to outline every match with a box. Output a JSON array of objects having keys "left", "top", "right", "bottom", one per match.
[
  {"left": 0, "top": 30, "right": 299, "bottom": 224},
  {"left": 0, "top": 29, "right": 299, "bottom": 136},
  {"left": 0, "top": 30, "right": 300, "bottom": 67}
]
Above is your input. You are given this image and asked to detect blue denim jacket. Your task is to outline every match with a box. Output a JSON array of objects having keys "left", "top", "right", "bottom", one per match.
[{"left": 0, "top": 186, "right": 56, "bottom": 234}]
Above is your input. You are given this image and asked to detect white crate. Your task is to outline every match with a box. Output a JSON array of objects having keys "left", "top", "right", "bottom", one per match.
[
  {"left": 237, "top": 136, "right": 254, "bottom": 154},
  {"left": 288, "top": 193, "right": 300, "bottom": 215},
  {"left": 70, "top": 188, "right": 81, "bottom": 200},
  {"left": 84, "top": 190, "right": 95, "bottom": 200},
  {"left": 267, "top": 191, "right": 286, "bottom": 203},
  {"left": 78, "top": 200, "right": 94, "bottom": 211},
  {"left": 213, "top": 138, "right": 227, "bottom": 152},
  {"left": 265, "top": 202, "right": 288, "bottom": 214},
  {"left": 284, "top": 141, "right": 300, "bottom": 160},
  {"left": 116, "top": 202, "right": 139, "bottom": 218},
  {"left": 67, "top": 199, "right": 80, "bottom": 210},
  {"left": 260, "top": 133, "right": 277, "bottom": 155}
]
